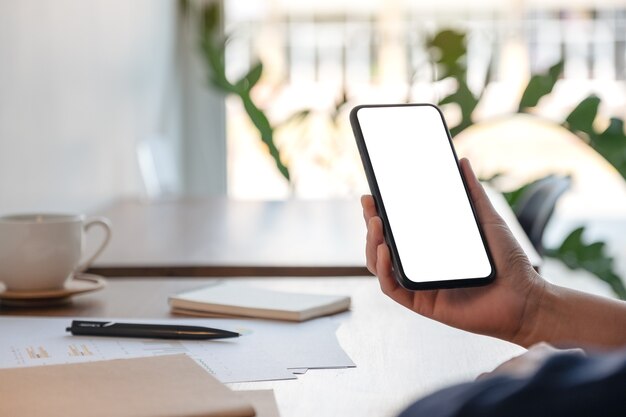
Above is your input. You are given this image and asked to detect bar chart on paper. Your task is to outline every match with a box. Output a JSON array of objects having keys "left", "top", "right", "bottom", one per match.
[
  {"left": 68, "top": 344, "right": 94, "bottom": 357},
  {"left": 25, "top": 346, "right": 49, "bottom": 359},
  {"left": 9, "top": 341, "right": 100, "bottom": 367}
]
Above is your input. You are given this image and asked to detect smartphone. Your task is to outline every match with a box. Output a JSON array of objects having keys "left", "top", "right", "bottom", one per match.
[{"left": 350, "top": 103, "right": 495, "bottom": 290}]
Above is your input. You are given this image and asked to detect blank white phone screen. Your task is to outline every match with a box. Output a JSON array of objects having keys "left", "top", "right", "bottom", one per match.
[{"left": 356, "top": 105, "right": 492, "bottom": 282}]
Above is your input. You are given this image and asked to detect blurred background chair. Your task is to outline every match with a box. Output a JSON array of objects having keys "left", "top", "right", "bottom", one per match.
[{"left": 514, "top": 175, "right": 572, "bottom": 255}]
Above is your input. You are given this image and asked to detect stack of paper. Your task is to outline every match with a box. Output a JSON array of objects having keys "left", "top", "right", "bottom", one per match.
[
  {"left": 0, "top": 354, "right": 280, "bottom": 417},
  {"left": 169, "top": 281, "right": 351, "bottom": 322},
  {"left": 0, "top": 316, "right": 355, "bottom": 384}
]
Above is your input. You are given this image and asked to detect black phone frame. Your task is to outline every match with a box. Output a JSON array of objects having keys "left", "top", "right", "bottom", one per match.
[{"left": 350, "top": 103, "right": 496, "bottom": 290}]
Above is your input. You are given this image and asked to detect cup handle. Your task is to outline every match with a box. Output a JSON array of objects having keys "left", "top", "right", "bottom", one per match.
[{"left": 76, "top": 217, "right": 112, "bottom": 274}]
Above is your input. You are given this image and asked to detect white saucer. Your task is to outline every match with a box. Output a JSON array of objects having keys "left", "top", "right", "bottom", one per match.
[{"left": 0, "top": 274, "right": 106, "bottom": 306}]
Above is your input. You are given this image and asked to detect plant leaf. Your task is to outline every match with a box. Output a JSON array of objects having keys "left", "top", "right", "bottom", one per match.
[
  {"left": 564, "top": 95, "right": 626, "bottom": 183},
  {"left": 331, "top": 89, "right": 349, "bottom": 122},
  {"left": 426, "top": 30, "right": 466, "bottom": 80},
  {"left": 201, "top": 2, "right": 221, "bottom": 35},
  {"left": 275, "top": 109, "right": 311, "bottom": 130},
  {"left": 195, "top": 2, "right": 290, "bottom": 182},
  {"left": 241, "top": 93, "right": 290, "bottom": 180},
  {"left": 564, "top": 95, "right": 600, "bottom": 135},
  {"left": 589, "top": 118, "right": 626, "bottom": 180},
  {"left": 440, "top": 79, "right": 478, "bottom": 137},
  {"left": 199, "top": 7, "right": 234, "bottom": 93},
  {"left": 235, "top": 62, "right": 263, "bottom": 93},
  {"left": 518, "top": 60, "right": 563, "bottom": 111},
  {"left": 545, "top": 226, "right": 626, "bottom": 300}
]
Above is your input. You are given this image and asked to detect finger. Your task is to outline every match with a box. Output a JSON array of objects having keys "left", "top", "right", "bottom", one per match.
[
  {"left": 528, "top": 343, "right": 585, "bottom": 358},
  {"left": 528, "top": 342, "right": 556, "bottom": 352},
  {"left": 366, "top": 217, "right": 384, "bottom": 274},
  {"left": 376, "top": 243, "right": 397, "bottom": 294},
  {"left": 476, "top": 372, "right": 491, "bottom": 381},
  {"left": 376, "top": 243, "right": 414, "bottom": 309},
  {"left": 361, "top": 194, "right": 377, "bottom": 223},
  {"left": 459, "top": 158, "right": 504, "bottom": 225},
  {"left": 460, "top": 158, "right": 529, "bottom": 270}
]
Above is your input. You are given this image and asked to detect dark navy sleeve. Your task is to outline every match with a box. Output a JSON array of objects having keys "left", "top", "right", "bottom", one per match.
[{"left": 399, "top": 350, "right": 626, "bottom": 417}]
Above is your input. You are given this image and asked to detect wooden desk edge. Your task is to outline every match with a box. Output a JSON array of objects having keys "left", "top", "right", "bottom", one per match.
[
  {"left": 89, "top": 264, "right": 540, "bottom": 278},
  {"left": 88, "top": 265, "right": 373, "bottom": 278}
]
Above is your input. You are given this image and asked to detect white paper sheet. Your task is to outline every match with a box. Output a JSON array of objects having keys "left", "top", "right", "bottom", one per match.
[{"left": 0, "top": 316, "right": 355, "bottom": 383}]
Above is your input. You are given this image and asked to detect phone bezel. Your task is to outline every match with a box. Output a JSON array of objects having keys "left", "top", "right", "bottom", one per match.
[{"left": 350, "top": 103, "right": 496, "bottom": 290}]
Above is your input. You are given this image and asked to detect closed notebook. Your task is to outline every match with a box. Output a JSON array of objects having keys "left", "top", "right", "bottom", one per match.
[
  {"left": 169, "top": 281, "right": 351, "bottom": 322},
  {"left": 0, "top": 354, "right": 255, "bottom": 417}
]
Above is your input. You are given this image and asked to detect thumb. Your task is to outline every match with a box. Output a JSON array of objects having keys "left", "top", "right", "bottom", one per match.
[{"left": 459, "top": 158, "right": 506, "bottom": 226}]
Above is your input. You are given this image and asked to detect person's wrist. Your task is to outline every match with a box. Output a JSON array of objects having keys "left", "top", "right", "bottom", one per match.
[{"left": 511, "top": 275, "right": 557, "bottom": 348}]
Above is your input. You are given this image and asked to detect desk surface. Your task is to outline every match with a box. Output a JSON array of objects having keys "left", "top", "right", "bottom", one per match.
[
  {"left": 0, "top": 276, "right": 524, "bottom": 417},
  {"left": 88, "top": 196, "right": 540, "bottom": 277},
  {"left": 89, "top": 198, "right": 369, "bottom": 277}
]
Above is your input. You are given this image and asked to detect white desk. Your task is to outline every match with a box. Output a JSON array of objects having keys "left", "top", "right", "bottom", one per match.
[
  {"left": 1, "top": 276, "right": 524, "bottom": 417},
  {"left": 231, "top": 277, "right": 524, "bottom": 416}
]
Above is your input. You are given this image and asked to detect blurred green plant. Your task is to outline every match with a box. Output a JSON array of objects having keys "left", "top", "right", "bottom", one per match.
[
  {"left": 427, "top": 29, "right": 626, "bottom": 299},
  {"left": 545, "top": 227, "right": 626, "bottom": 299},
  {"left": 182, "top": 4, "right": 626, "bottom": 298},
  {"left": 565, "top": 96, "right": 626, "bottom": 180},
  {"left": 185, "top": 1, "right": 356, "bottom": 188},
  {"left": 183, "top": 0, "right": 292, "bottom": 182},
  {"left": 426, "top": 30, "right": 491, "bottom": 137}
]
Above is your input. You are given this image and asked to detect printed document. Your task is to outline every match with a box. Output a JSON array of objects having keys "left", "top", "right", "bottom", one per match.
[{"left": 0, "top": 315, "right": 355, "bottom": 383}]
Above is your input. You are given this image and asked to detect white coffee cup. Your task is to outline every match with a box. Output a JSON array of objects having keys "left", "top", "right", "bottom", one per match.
[{"left": 0, "top": 214, "right": 112, "bottom": 292}]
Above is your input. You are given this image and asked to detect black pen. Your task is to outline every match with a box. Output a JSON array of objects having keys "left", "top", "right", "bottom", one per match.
[{"left": 66, "top": 320, "right": 240, "bottom": 340}]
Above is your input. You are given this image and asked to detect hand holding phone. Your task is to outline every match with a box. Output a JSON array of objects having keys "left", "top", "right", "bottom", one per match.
[{"left": 351, "top": 104, "right": 495, "bottom": 290}]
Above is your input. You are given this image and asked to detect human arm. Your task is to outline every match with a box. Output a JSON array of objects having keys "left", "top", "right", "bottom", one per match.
[{"left": 362, "top": 158, "right": 626, "bottom": 348}]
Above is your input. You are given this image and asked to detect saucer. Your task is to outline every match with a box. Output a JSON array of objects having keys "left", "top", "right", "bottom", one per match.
[{"left": 0, "top": 274, "right": 106, "bottom": 307}]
